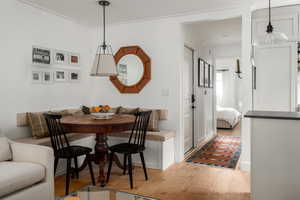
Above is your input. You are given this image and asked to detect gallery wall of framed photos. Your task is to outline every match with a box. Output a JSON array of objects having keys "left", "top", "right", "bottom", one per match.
[
  {"left": 31, "top": 46, "right": 81, "bottom": 84},
  {"left": 198, "top": 58, "right": 214, "bottom": 89}
]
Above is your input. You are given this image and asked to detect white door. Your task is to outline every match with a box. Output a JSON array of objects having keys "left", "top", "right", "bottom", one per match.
[
  {"left": 253, "top": 43, "right": 297, "bottom": 111},
  {"left": 183, "top": 47, "right": 194, "bottom": 153}
]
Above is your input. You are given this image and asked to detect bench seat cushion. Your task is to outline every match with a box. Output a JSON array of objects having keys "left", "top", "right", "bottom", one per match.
[
  {"left": 108, "top": 130, "right": 175, "bottom": 142},
  {"left": 15, "top": 133, "right": 93, "bottom": 146},
  {"left": 0, "top": 162, "right": 45, "bottom": 198}
]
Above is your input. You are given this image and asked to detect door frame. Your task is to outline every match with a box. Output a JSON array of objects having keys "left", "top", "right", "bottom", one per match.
[{"left": 184, "top": 45, "right": 196, "bottom": 154}]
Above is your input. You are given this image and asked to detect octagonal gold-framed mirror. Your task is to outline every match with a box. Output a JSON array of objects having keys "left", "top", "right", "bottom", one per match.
[{"left": 110, "top": 46, "right": 151, "bottom": 93}]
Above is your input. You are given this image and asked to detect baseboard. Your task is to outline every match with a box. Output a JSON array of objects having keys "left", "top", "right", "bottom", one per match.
[{"left": 240, "top": 161, "right": 251, "bottom": 172}]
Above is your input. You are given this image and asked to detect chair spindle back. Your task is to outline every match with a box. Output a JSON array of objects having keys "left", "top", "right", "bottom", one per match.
[
  {"left": 128, "top": 111, "right": 152, "bottom": 149},
  {"left": 43, "top": 113, "right": 70, "bottom": 154}
]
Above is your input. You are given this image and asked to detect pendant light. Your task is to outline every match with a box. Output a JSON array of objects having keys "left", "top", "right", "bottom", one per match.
[
  {"left": 91, "top": 1, "right": 118, "bottom": 77},
  {"left": 256, "top": 0, "right": 288, "bottom": 45}
]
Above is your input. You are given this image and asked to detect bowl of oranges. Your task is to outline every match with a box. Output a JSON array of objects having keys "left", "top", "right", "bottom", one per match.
[{"left": 90, "top": 105, "right": 114, "bottom": 119}]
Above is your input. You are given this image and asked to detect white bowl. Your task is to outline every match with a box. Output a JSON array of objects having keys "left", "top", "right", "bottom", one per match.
[{"left": 91, "top": 112, "right": 114, "bottom": 119}]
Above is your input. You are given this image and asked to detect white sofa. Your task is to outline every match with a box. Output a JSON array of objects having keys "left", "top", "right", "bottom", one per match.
[{"left": 0, "top": 137, "right": 55, "bottom": 200}]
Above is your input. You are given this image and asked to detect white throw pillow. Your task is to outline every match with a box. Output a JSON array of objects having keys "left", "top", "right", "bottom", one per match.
[{"left": 0, "top": 137, "right": 12, "bottom": 161}]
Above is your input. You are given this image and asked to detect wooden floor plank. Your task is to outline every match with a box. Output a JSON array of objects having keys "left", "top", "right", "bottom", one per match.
[
  {"left": 55, "top": 162, "right": 250, "bottom": 200},
  {"left": 55, "top": 125, "right": 248, "bottom": 200}
]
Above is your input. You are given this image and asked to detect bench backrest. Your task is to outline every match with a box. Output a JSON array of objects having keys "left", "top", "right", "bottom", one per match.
[{"left": 16, "top": 108, "right": 168, "bottom": 127}]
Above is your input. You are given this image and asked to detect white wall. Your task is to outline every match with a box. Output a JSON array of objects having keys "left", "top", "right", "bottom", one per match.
[
  {"left": 183, "top": 19, "right": 242, "bottom": 149},
  {"left": 198, "top": 47, "right": 217, "bottom": 140},
  {"left": 236, "top": 0, "right": 300, "bottom": 173},
  {"left": 298, "top": 72, "right": 300, "bottom": 104},
  {"left": 0, "top": 0, "right": 255, "bottom": 167},
  {"left": 240, "top": 4, "right": 252, "bottom": 172},
  {"left": 0, "top": 0, "right": 94, "bottom": 139},
  {"left": 89, "top": 19, "right": 184, "bottom": 162},
  {"left": 183, "top": 27, "right": 208, "bottom": 147},
  {"left": 183, "top": 4, "right": 252, "bottom": 172},
  {"left": 214, "top": 44, "right": 241, "bottom": 110},
  {"left": 184, "top": 7, "right": 247, "bottom": 164}
]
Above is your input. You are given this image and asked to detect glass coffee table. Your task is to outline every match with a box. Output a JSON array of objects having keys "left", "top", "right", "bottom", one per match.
[{"left": 59, "top": 186, "right": 159, "bottom": 200}]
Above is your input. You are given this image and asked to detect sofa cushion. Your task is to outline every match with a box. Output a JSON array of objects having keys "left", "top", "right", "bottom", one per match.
[
  {"left": 27, "top": 112, "right": 49, "bottom": 138},
  {"left": 118, "top": 107, "right": 139, "bottom": 115},
  {"left": 15, "top": 133, "right": 94, "bottom": 146},
  {"left": 110, "top": 106, "right": 121, "bottom": 114},
  {"left": 66, "top": 108, "right": 84, "bottom": 116},
  {"left": 0, "top": 162, "right": 45, "bottom": 198},
  {"left": 0, "top": 137, "right": 11, "bottom": 161},
  {"left": 49, "top": 109, "right": 72, "bottom": 117}
]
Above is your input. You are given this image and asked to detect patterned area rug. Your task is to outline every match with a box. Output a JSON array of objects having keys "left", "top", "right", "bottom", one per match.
[{"left": 187, "top": 135, "right": 241, "bottom": 169}]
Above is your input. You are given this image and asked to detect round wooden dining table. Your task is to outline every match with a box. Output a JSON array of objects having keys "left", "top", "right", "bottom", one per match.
[{"left": 60, "top": 114, "right": 136, "bottom": 186}]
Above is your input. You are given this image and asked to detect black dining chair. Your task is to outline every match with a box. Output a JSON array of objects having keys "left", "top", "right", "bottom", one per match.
[
  {"left": 106, "top": 111, "right": 152, "bottom": 189},
  {"left": 43, "top": 113, "right": 95, "bottom": 195}
]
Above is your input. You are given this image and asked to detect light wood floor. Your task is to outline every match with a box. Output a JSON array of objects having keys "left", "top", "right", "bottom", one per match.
[
  {"left": 217, "top": 122, "right": 241, "bottom": 137},
  {"left": 55, "top": 161, "right": 250, "bottom": 200}
]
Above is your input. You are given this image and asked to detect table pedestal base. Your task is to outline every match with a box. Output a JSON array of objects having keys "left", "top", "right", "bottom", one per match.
[
  {"left": 94, "top": 134, "right": 124, "bottom": 186},
  {"left": 77, "top": 134, "right": 125, "bottom": 186}
]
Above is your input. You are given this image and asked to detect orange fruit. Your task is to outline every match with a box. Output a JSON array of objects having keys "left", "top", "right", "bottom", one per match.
[{"left": 94, "top": 106, "right": 101, "bottom": 113}]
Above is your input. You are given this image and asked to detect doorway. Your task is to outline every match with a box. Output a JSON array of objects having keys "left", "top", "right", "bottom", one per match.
[
  {"left": 183, "top": 46, "right": 195, "bottom": 154},
  {"left": 183, "top": 16, "right": 243, "bottom": 168}
]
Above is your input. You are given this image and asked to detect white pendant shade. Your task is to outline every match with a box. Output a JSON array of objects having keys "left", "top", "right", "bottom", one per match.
[
  {"left": 91, "top": 53, "right": 117, "bottom": 77},
  {"left": 256, "top": 31, "right": 289, "bottom": 46}
]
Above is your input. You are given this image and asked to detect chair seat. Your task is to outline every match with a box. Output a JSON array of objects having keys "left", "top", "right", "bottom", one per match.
[
  {"left": 109, "top": 143, "right": 145, "bottom": 154},
  {"left": 57, "top": 145, "right": 92, "bottom": 158}
]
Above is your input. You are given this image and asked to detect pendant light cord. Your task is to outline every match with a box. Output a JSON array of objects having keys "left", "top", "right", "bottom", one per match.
[
  {"left": 269, "top": 0, "right": 271, "bottom": 24},
  {"left": 102, "top": 3, "right": 107, "bottom": 50},
  {"left": 266, "top": 0, "right": 273, "bottom": 33}
]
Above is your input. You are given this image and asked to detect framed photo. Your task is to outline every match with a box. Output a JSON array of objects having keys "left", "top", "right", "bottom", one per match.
[
  {"left": 42, "top": 71, "right": 53, "bottom": 84},
  {"left": 53, "top": 50, "right": 68, "bottom": 65},
  {"left": 31, "top": 71, "right": 42, "bottom": 84},
  {"left": 54, "top": 70, "right": 67, "bottom": 82},
  {"left": 198, "top": 58, "right": 205, "bottom": 87},
  {"left": 32, "top": 46, "right": 51, "bottom": 65},
  {"left": 68, "top": 70, "right": 80, "bottom": 82},
  {"left": 204, "top": 63, "right": 209, "bottom": 88},
  {"left": 209, "top": 65, "right": 214, "bottom": 88},
  {"left": 69, "top": 52, "right": 80, "bottom": 66}
]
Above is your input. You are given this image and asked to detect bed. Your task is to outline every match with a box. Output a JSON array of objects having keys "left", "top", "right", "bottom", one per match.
[{"left": 217, "top": 106, "right": 241, "bottom": 129}]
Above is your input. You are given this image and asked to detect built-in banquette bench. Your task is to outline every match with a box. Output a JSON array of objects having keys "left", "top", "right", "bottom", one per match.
[{"left": 15, "top": 108, "right": 175, "bottom": 173}]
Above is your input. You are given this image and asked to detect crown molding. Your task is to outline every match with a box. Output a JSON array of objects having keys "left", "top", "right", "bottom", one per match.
[
  {"left": 17, "top": 0, "right": 246, "bottom": 28},
  {"left": 17, "top": 0, "right": 83, "bottom": 25},
  {"left": 251, "top": 0, "right": 300, "bottom": 11},
  {"left": 111, "top": 5, "right": 245, "bottom": 27}
]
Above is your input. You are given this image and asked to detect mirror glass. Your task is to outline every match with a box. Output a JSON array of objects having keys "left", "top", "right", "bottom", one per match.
[{"left": 117, "top": 55, "right": 144, "bottom": 86}]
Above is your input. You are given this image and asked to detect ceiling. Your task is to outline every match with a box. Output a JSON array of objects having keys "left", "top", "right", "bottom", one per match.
[
  {"left": 184, "top": 17, "right": 242, "bottom": 47},
  {"left": 19, "top": 0, "right": 243, "bottom": 26}
]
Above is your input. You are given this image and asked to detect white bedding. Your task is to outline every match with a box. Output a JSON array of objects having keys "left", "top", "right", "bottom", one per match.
[{"left": 217, "top": 106, "right": 241, "bottom": 126}]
